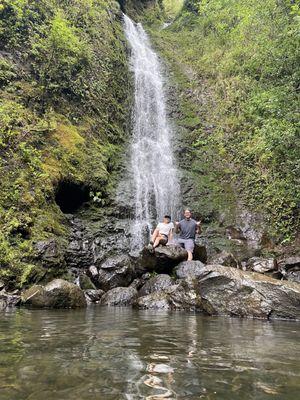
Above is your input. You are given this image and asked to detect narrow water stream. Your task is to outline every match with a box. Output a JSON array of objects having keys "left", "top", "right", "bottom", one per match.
[
  {"left": 0, "top": 308, "right": 299, "bottom": 399},
  {"left": 123, "top": 15, "right": 180, "bottom": 250}
]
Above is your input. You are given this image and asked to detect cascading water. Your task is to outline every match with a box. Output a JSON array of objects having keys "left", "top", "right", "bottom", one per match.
[{"left": 123, "top": 15, "right": 180, "bottom": 250}]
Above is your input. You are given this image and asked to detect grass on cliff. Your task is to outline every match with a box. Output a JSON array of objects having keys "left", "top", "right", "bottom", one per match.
[
  {"left": 0, "top": 0, "right": 131, "bottom": 288},
  {"left": 153, "top": 0, "right": 300, "bottom": 241}
]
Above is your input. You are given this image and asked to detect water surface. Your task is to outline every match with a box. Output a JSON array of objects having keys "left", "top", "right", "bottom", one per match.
[{"left": 0, "top": 307, "right": 299, "bottom": 399}]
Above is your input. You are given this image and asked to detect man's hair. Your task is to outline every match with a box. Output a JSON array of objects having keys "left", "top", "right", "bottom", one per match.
[
  {"left": 184, "top": 209, "right": 191, "bottom": 213},
  {"left": 164, "top": 215, "right": 171, "bottom": 220}
]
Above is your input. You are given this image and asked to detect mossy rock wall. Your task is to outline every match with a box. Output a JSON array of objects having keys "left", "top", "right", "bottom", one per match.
[
  {"left": 148, "top": 0, "right": 300, "bottom": 243},
  {"left": 0, "top": 0, "right": 132, "bottom": 288}
]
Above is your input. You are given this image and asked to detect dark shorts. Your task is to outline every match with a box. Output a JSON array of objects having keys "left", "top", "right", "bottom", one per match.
[
  {"left": 177, "top": 238, "right": 195, "bottom": 252},
  {"left": 159, "top": 234, "right": 168, "bottom": 245}
]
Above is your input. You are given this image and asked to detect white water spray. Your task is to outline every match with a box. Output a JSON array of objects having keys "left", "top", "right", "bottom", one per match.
[{"left": 123, "top": 15, "right": 180, "bottom": 250}]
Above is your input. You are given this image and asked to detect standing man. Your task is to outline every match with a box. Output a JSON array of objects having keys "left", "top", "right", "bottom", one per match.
[{"left": 175, "top": 209, "right": 201, "bottom": 261}]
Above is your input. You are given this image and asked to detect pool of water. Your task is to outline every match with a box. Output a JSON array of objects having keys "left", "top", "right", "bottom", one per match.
[{"left": 0, "top": 307, "right": 299, "bottom": 399}]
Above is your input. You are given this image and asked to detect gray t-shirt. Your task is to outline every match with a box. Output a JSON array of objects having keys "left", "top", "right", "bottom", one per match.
[{"left": 178, "top": 218, "right": 197, "bottom": 240}]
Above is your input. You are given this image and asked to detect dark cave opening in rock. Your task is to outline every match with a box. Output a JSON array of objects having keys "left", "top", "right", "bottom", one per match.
[{"left": 55, "top": 181, "right": 90, "bottom": 214}]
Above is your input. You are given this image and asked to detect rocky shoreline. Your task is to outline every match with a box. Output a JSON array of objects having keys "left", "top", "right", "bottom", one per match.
[{"left": 1, "top": 244, "right": 300, "bottom": 321}]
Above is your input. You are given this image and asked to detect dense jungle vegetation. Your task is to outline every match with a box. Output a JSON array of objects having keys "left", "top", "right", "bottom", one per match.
[
  {"left": 153, "top": 0, "right": 300, "bottom": 241},
  {"left": 0, "top": 0, "right": 130, "bottom": 286},
  {"left": 0, "top": 0, "right": 299, "bottom": 288}
]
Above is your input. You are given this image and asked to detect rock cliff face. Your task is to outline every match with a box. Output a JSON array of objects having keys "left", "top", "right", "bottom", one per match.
[
  {"left": 1, "top": 0, "right": 300, "bottom": 322},
  {"left": 0, "top": 0, "right": 132, "bottom": 288}
]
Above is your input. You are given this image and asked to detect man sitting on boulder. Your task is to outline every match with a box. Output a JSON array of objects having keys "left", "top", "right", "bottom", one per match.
[
  {"left": 175, "top": 209, "right": 201, "bottom": 261},
  {"left": 149, "top": 215, "right": 174, "bottom": 250}
]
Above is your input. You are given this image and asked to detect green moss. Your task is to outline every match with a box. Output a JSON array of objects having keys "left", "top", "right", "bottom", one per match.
[
  {"left": 0, "top": 0, "right": 131, "bottom": 288},
  {"left": 149, "top": 0, "right": 300, "bottom": 240}
]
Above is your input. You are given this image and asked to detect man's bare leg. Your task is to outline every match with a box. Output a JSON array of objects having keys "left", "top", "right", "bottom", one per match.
[
  {"left": 153, "top": 234, "right": 164, "bottom": 249},
  {"left": 187, "top": 251, "right": 193, "bottom": 261},
  {"left": 150, "top": 229, "right": 159, "bottom": 244}
]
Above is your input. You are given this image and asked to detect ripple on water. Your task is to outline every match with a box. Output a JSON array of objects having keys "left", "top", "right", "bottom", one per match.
[{"left": 0, "top": 307, "right": 299, "bottom": 400}]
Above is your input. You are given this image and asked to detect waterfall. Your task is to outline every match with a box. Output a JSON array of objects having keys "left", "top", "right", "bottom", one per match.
[{"left": 123, "top": 15, "right": 180, "bottom": 250}]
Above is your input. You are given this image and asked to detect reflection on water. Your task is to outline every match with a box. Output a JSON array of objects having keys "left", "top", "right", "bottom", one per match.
[{"left": 0, "top": 307, "right": 299, "bottom": 399}]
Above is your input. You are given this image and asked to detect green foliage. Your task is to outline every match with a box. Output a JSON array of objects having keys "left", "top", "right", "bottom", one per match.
[
  {"left": 153, "top": 0, "right": 300, "bottom": 239},
  {"left": 0, "top": 0, "right": 131, "bottom": 288}
]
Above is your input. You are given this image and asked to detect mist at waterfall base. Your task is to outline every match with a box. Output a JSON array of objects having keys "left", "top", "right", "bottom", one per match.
[{"left": 123, "top": 15, "right": 180, "bottom": 251}]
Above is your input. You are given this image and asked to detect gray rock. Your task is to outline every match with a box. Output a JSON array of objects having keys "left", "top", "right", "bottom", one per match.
[
  {"left": 97, "top": 255, "right": 135, "bottom": 291},
  {"left": 0, "top": 299, "right": 7, "bottom": 310},
  {"left": 100, "top": 287, "right": 138, "bottom": 306},
  {"left": 174, "top": 261, "right": 206, "bottom": 279},
  {"left": 247, "top": 257, "right": 277, "bottom": 274},
  {"left": 193, "top": 242, "right": 208, "bottom": 263},
  {"left": 154, "top": 245, "right": 188, "bottom": 262},
  {"left": 195, "top": 265, "right": 300, "bottom": 319},
  {"left": 136, "top": 282, "right": 201, "bottom": 311},
  {"left": 278, "top": 256, "right": 300, "bottom": 283},
  {"left": 34, "top": 239, "right": 65, "bottom": 268},
  {"left": 139, "top": 274, "right": 174, "bottom": 297},
  {"left": 210, "top": 251, "right": 238, "bottom": 268},
  {"left": 129, "top": 278, "right": 146, "bottom": 290},
  {"left": 84, "top": 289, "right": 105, "bottom": 303},
  {"left": 78, "top": 274, "right": 96, "bottom": 290},
  {"left": 88, "top": 265, "right": 98, "bottom": 278},
  {"left": 0, "top": 292, "right": 21, "bottom": 307},
  {"left": 21, "top": 279, "right": 86, "bottom": 308},
  {"left": 225, "top": 226, "right": 246, "bottom": 242}
]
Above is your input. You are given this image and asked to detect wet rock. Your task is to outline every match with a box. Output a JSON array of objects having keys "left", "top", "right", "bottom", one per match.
[
  {"left": 209, "top": 251, "right": 238, "bottom": 268},
  {"left": 0, "top": 299, "right": 6, "bottom": 310},
  {"left": 193, "top": 242, "right": 208, "bottom": 263},
  {"left": 88, "top": 265, "right": 98, "bottom": 278},
  {"left": 84, "top": 289, "right": 105, "bottom": 303},
  {"left": 174, "top": 261, "right": 206, "bottom": 279},
  {"left": 96, "top": 255, "right": 135, "bottom": 291},
  {"left": 78, "top": 274, "right": 96, "bottom": 290},
  {"left": 246, "top": 257, "right": 277, "bottom": 274},
  {"left": 139, "top": 244, "right": 195, "bottom": 273},
  {"left": 139, "top": 274, "right": 174, "bottom": 297},
  {"left": 34, "top": 239, "right": 65, "bottom": 268},
  {"left": 5, "top": 293, "right": 20, "bottom": 307},
  {"left": 278, "top": 256, "right": 300, "bottom": 282},
  {"left": 155, "top": 245, "right": 187, "bottom": 261},
  {"left": 136, "top": 281, "right": 201, "bottom": 311},
  {"left": 21, "top": 279, "right": 86, "bottom": 308},
  {"left": 225, "top": 226, "right": 246, "bottom": 242},
  {"left": 194, "top": 265, "right": 300, "bottom": 319},
  {"left": 100, "top": 287, "right": 138, "bottom": 306},
  {"left": 0, "top": 281, "right": 5, "bottom": 290}
]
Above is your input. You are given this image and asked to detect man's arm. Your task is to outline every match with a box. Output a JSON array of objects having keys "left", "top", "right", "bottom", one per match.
[
  {"left": 175, "top": 221, "right": 180, "bottom": 234},
  {"left": 168, "top": 228, "right": 173, "bottom": 243},
  {"left": 196, "top": 221, "right": 201, "bottom": 235}
]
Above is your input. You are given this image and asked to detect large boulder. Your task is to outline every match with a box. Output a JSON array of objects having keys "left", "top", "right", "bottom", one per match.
[
  {"left": 138, "top": 274, "right": 174, "bottom": 297},
  {"left": 96, "top": 255, "right": 136, "bottom": 291},
  {"left": 100, "top": 287, "right": 138, "bottom": 306},
  {"left": 21, "top": 279, "right": 86, "bottom": 308},
  {"left": 137, "top": 245, "right": 188, "bottom": 273},
  {"left": 194, "top": 265, "right": 300, "bottom": 319},
  {"left": 174, "top": 261, "right": 206, "bottom": 279},
  {"left": 136, "top": 281, "right": 201, "bottom": 311}
]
